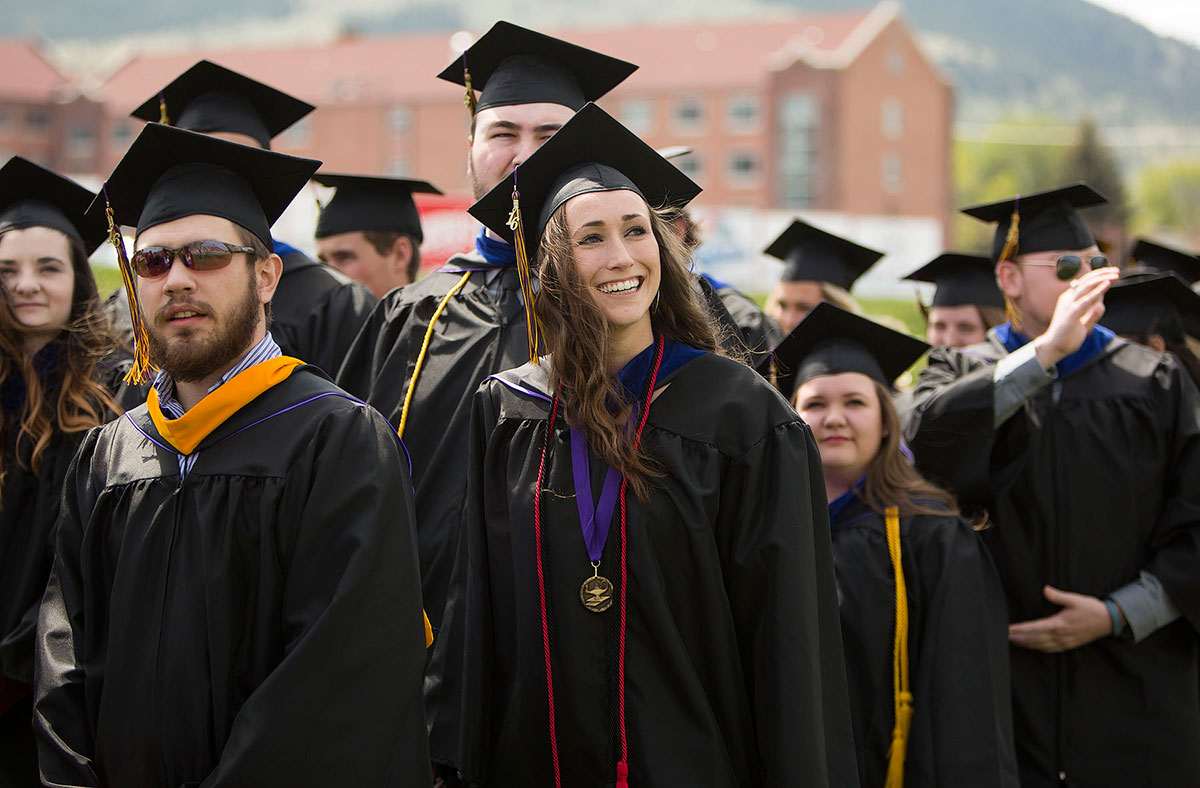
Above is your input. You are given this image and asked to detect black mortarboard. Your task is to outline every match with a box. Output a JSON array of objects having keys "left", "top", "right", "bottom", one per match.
[
  {"left": 764, "top": 219, "right": 883, "bottom": 291},
  {"left": 96, "top": 123, "right": 320, "bottom": 250},
  {"left": 1128, "top": 238, "right": 1200, "bottom": 285},
  {"left": 758, "top": 301, "right": 929, "bottom": 401},
  {"left": 131, "top": 60, "right": 314, "bottom": 150},
  {"left": 961, "top": 183, "right": 1107, "bottom": 262},
  {"left": 437, "top": 21, "right": 637, "bottom": 114},
  {"left": 1100, "top": 270, "right": 1200, "bottom": 341},
  {"left": 903, "top": 252, "right": 1004, "bottom": 309},
  {"left": 313, "top": 173, "right": 442, "bottom": 243},
  {"left": 0, "top": 156, "right": 108, "bottom": 255},
  {"left": 469, "top": 102, "right": 700, "bottom": 256}
]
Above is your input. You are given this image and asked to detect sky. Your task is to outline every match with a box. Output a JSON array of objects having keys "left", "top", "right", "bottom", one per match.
[{"left": 1086, "top": 0, "right": 1200, "bottom": 48}]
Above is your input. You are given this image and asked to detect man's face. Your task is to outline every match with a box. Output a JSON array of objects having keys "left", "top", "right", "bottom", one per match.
[
  {"left": 467, "top": 102, "right": 575, "bottom": 199},
  {"left": 927, "top": 304, "right": 988, "bottom": 348},
  {"left": 135, "top": 215, "right": 280, "bottom": 383},
  {"left": 316, "top": 231, "right": 412, "bottom": 298},
  {"left": 768, "top": 280, "right": 825, "bottom": 335},
  {"left": 1000, "top": 245, "right": 1102, "bottom": 332}
]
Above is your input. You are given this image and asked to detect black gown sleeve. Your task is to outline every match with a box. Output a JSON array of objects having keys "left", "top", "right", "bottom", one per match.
[
  {"left": 715, "top": 420, "right": 859, "bottom": 787},
  {"left": 273, "top": 275, "right": 377, "bottom": 379},
  {"left": 197, "top": 405, "right": 430, "bottom": 787},
  {"left": 908, "top": 516, "right": 1019, "bottom": 787},
  {"left": 34, "top": 428, "right": 103, "bottom": 787},
  {"left": 334, "top": 291, "right": 411, "bottom": 408},
  {"left": 902, "top": 345, "right": 1007, "bottom": 503},
  {"left": 1143, "top": 362, "right": 1200, "bottom": 632}
]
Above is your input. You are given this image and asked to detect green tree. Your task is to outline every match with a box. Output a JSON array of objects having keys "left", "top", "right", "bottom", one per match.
[
  {"left": 1060, "top": 117, "right": 1129, "bottom": 234},
  {"left": 1135, "top": 161, "right": 1200, "bottom": 245}
]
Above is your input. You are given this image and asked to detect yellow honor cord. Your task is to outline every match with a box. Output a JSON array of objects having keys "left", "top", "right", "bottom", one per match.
[
  {"left": 506, "top": 188, "right": 542, "bottom": 365},
  {"left": 396, "top": 271, "right": 473, "bottom": 441},
  {"left": 884, "top": 506, "right": 913, "bottom": 788}
]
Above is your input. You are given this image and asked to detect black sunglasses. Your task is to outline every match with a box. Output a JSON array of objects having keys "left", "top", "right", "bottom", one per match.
[
  {"left": 1021, "top": 253, "right": 1109, "bottom": 281},
  {"left": 130, "top": 240, "right": 258, "bottom": 278}
]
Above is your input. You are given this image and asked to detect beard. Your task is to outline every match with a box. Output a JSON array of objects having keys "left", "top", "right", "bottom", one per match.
[
  {"left": 145, "top": 271, "right": 262, "bottom": 383},
  {"left": 467, "top": 153, "right": 489, "bottom": 201}
]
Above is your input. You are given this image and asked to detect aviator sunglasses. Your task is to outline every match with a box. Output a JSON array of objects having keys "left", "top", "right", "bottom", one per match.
[
  {"left": 130, "top": 240, "right": 258, "bottom": 278},
  {"left": 1019, "top": 253, "right": 1109, "bottom": 281}
]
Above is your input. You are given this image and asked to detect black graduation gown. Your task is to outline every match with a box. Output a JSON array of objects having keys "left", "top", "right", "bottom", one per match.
[
  {"left": 428, "top": 351, "right": 858, "bottom": 788},
  {"left": 693, "top": 274, "right": 782, "bottom": 367},
  {"left": 270, "top": 248, "right": 377, "bottom": 378},
  {"left": 830, "top": 496, "right": 1018, "bottom": 788},
  {"left": 0, "top": 348, "right": 131, "bottom": 784},
  {"left": 34, "top": 366, "right": 431, "bottom": 788},
  {"left": 335, "top": 251, "right": 532, "bottom": 634},
  {"left": 902, "top": 332, "right": 1200, "bottom": 788}
]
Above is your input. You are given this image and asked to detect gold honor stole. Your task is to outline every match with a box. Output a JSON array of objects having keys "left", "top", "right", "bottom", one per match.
[{"left": 146, "top": 355, "right": 437, "bottom": 649}]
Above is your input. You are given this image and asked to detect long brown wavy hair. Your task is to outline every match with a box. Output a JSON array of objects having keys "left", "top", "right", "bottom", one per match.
[
  {"left": 0, "top": 229, "right": 123, "bottom": 487},
  {"left": 858, "top": 380, "right": 964, "bottom": 520},
  {"left": 535, "top": 199, "right": 722, "bottom": 501}
]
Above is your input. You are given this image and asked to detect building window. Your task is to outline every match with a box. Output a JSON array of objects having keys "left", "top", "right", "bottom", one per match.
[
  {"left": 882, "top": 99, "right": 903, "bottom": 140},
  {"left": 66, "top": 122, "right": 95, "bottom": 157},
  {"left": 110, "top": 121, "right": 134, "bottom": 150},
  {"left": 886, "top": 48, "right": 905, "bottom": 76},
  {"left": 620, "top": 99, "right": 653, "bottom": 133},
  {"left": 777, "top": 91, "right": 818, "bottom": 208},
  {"left": 388, "top": 106, "right": 411, "bottom": 135},
  {"left": 726, "top": 151, "right": 759, "bottom": 186},
  {"left": 726, "top": 95, "right": 761, "bottom": 132},
  {"left": 673, "top": 152, "right": 702, "bottom": 181},
  {"left": 25, "top": 110, "right": 52, "bottom": 134},
  {"left": 882, "top": 154, "right": 902, "bottom": 194},
  {"left": 673, "top": 98, "right": 705, "bottom": 134},
  {"left": 278, "top": 117, "right": 311, "bottom": 147}
]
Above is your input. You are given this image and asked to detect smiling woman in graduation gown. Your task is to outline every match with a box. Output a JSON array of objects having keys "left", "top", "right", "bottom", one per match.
[{"left": 427, "top": 105, "right": 856, "bottom": 788}]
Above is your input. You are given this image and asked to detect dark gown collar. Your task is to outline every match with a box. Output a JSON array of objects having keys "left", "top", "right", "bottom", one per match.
[
  {"left": 994, "top": 321, "right": 1115, "bottom": 378},
  {"left": 827, "top": 475, "right": 867, "bottom": 526},
  {"left": 1, "top": 340, "right": 63, "bottom": 414}
]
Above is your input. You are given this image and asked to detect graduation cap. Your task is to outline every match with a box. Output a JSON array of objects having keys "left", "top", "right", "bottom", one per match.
[
  {"left": 0, "top": 156, "right": 108, "bottom": 255},
  {"left": 759, "top": 301, "right": 929, "bottom": 401},
  {"left": 764, "top": 219, "right": 883, "bottom": 291},
  {"left": 469, "top": 102, "right": 700, "bottom": 364},
  {"left": 903, "top": 252, "right": 1004, "bottom": 309},
  {"left": 92, "top": 122, "right": 320, "bottom": 384},
  {"left": 131, "top": 60, "right": 314, "bottom": 150},
  {"left": 1128, "top": 238, "right": 1200, "bottom": 285},
  {"left": 961, "top": 182, "right": 1107, "bottom": 262},
  {"left": 1100, "top": 270, "right": 1200, "bottom": 341},
  {"left": 313, "top": 173, "right": 443, "bottom": 243},
  {"left": 437, "top": 21, "right": 637, "bottom": 115}
]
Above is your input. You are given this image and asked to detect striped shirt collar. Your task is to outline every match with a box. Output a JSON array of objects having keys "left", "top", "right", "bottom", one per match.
[{"left": 152, "top": 332, "right": 283, "bottom": 419}]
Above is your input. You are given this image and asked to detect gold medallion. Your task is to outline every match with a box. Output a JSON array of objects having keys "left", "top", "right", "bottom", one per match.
[{"left": 581, "top": 563, "right": 614, "bottom": 613}]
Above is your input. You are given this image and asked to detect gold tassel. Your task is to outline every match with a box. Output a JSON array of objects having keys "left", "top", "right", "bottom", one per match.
[
  {"left": 506, "top": 178, "right": 542, "bottom": 365},
  {"left": 103, "top": 188, "right": 157, "bottom": 385},
  {"left": 997, "top": 196, "right": 1022, "bottom": 333},
  {"left": 463, "top": 59, "right": 478, "bottom": 116},
  {"left": 884, "top": 506, "right": 913, "bottom": 788},
  {"left": 158, "top": 90, "right": 170, "bottom": 125}
]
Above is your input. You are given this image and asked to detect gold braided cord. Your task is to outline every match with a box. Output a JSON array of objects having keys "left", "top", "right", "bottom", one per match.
[
  {"left": 884, "top": 506, "right": 913, "bottom": 788},
  {"left": 104, "top": 194, "right": 157, "bottom": 385},
  {"left": 397, "top": 271, "right": 473, "bottom": 440},
  {"left": 506, "top": 188, "right": 542, "bottom": 365}
]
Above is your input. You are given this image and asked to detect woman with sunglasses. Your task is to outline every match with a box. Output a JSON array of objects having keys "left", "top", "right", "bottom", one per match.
[
  {"left": 0, "top": 158, "right": 133, "bottom": 784},
  {"left": 904, "top": 184, "right": 1200, "bottom": 788},
  {"left": 780, "top": 302, "right": 1017, "bottom": 788},
  {"left": 426, "top": 105, "right": 856, "bottom": 788}
]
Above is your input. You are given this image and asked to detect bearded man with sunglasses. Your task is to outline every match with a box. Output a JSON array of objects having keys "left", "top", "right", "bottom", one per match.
[
  {"left": 33, "top": 124, "right": 433, "bottom": 787},
  {"left": 903, "top": 184, "right": 1200, "bottom": 788}
]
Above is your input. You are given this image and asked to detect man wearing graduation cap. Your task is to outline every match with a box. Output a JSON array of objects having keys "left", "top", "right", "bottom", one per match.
[
  {"left": 763, "top": 218, "right": 880, "bottom": 334},
  {"left": 1101, "top": 269, "right": 1200, "bottom": 387},
  {"left": 335, "top": 23, "right": 637, "bottom": 646},
  {"left": 33, "top": 124, "right": 432, "bottom": 787},
  {"left": 128, "top": 60, "right": 376, "bottom": 378},
  {"left": 902, "top": 183, "right": 1200, "bottom": 787},
  {"left": 313, "top": 172, "right": 442, "bottom": 297},
  {"left": 904, "top": 252, "right": 1006, "bottom": 348}
]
